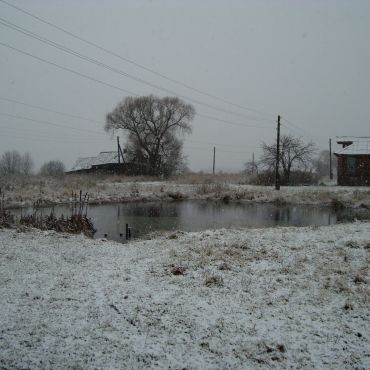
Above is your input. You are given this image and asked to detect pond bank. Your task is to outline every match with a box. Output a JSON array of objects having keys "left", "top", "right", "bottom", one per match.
[{"left": 1, "top": 176, "right": 370, "bottom": 210}]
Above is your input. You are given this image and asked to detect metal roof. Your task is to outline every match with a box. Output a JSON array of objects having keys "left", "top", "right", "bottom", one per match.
[
  {"left": 70, "top": 151, "right": 119, "bottom": 171},
  {"left": 335, "top": 139, "right": 370, "bottom": 156}
]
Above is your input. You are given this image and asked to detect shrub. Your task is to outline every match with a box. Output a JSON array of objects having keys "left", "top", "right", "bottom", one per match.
[{"left": 39, "top": 160, "right": 65, "bottom": 176}]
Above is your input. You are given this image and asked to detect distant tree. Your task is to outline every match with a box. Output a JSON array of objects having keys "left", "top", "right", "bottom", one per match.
[
  {"left": 260, "top": 135, "right": 316, "bottom": 184},
  {"left": 105, "top": 95, "right": 195, "bottom": 177},
  {"left": 21, "top": 152, "right": 34, "bottom": 176},
  {"left": 0, "top": 150, "right": 35, "bottom": 176},
  {"left": 0, "top": 150, "right": 22, "bottom": 176},
  {"left": 313, "top": 150, "right": 336, "bottom": 178},
  {"left": 244, "top": 159, "right": 258, "bottom": 175},
  {"left": 39, "top": 160, "right": 65, "bottom": 176}
]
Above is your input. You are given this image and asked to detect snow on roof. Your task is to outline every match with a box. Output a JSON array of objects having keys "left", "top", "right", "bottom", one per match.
[
  {"left": 70, "top": 151, "right": 119, "bottom": 171},
  {"left": 70, "top": 157, "right": 96, "bottom": 171},
  {"left": 94, "top": 151, "right": 119, "bottom": 166},
  {"left": 335, "top": 138, "right": 370, "bottom": 156}
]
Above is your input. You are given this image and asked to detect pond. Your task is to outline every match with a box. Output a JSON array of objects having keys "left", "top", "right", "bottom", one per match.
[{"left": 16, "top": 200, "right": 351, "bottom": 242}]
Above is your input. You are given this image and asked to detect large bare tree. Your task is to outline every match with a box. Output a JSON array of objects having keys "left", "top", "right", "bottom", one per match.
[
  {"left": 105, "top": 95, "right": 195, "bottom": 176},
  {"left": 260, "top": 135, "right": 316, "bottom": 183}
]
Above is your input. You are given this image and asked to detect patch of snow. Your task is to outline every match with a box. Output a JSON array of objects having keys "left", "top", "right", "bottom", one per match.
[{"left": 0, "top": 222, "right": 369, "bottom": 368}]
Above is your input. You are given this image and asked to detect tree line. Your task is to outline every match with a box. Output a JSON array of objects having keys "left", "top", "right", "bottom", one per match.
[
  {"left": 1, "top": 95, "right": 335, "bottom": 182},
  {"left": 106, "top": 95, "right": 334, "bottom": 182},
  {"left": 0, "top": 150, "right": 65, "bottom": 176}
]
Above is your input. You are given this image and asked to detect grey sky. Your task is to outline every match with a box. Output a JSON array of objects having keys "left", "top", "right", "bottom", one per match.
[{"left": 0, "top": 0, "right": 369, "bottom": 172}]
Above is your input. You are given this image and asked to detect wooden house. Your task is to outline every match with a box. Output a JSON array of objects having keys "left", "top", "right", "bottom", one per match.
[
  {"left": 334, "top": 137, "right": 370, "bottom": 186},
  {"left": 68, "top": 151, "right": 146, "bottom": 175}
]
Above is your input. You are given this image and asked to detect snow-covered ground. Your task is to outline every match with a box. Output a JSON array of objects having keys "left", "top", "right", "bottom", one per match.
[
  {"left": 1, "top": 222, "right": 369, "bottom": 369},
  {"left": 2, "top": 175, "right": 370, "bottom": 209}
]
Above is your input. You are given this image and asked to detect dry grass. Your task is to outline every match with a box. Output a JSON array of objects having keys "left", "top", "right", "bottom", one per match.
[
  {"left": 204, "top": 274, "right": 224, "bottom": 287},
  {"left": 196, "top": 182, "right": 230, "bottom": 196},
  {"left": 172, "top": 173, "right": 247, "bottom": 185}
]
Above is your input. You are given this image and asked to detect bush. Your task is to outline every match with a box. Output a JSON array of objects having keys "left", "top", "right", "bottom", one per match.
[
  {"left": 247, "top": 170, "right": 318, "bottom": 186},
  {"left": 39, "top": 160, "right": 65, "bottom": 176}
]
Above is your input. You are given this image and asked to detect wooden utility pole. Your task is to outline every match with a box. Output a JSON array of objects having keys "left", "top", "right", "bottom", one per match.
[
  {"left": 252, "top": 152, "right": 255, "bottom": 174},
  {"left": 117, "top": 136, "right": 125, "bottom": 164},
  {"left": 275, "top": 115, "right": 281, "bottom": 190},
  {"left": 213, "top": 146, "right": 216, "bottom": 175},
  {"left": 117, "top": 136, "right": 121, "bottom": 164},
  {"left": 329, "top": 138, "right": 333, "bottom": 180}
]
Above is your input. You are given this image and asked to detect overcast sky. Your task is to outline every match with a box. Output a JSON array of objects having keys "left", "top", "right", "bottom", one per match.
[{"left": 0, "top": 0, "right": 369, "bottom": 172}]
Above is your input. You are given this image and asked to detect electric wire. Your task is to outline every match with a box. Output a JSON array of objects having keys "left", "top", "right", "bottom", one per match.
[
  {"left": 0, "top": 41, "right": 274, "bottom": 130},
  {"left": 0, "top": 96, "right": 103, "bottom": 127},
  {"left": 281, "top": 117, "right": 320, "bottom": 141},
  {"left": 0, "top": 110, "right": 259, "bottom": 150},
  {"left": 0, "top": 111, "right": 106, "bottom": 135},
  {"left": 0, "top": 17, "right": 272, "bottom": 124},
  {"left": 0, "top": 2, "right": 325, "bottom": 149},
  {"left": 0, "top": 96, "right": 271, "bottom": 130},
  {"left": 0, "top": 0, "right": 274, "bottom": 119}
]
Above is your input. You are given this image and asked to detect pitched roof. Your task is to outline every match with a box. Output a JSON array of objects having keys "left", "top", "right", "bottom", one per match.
[
  {"left": 335, "top": 138, "right": 370, "bottom": 156},
  {"left": 94, "top": 151, "right": 119, "bottom": 165},
  {"left": 70, "top": 151, "right": 119, "bottom": 171}
]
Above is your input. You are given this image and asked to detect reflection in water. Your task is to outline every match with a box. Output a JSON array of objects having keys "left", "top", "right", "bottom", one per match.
[
  {"left": 16, "top": 200, "right": 345, "bottom": 243},
  {"left": 87, "top": 201, "right": 338, "bottom": 242}
]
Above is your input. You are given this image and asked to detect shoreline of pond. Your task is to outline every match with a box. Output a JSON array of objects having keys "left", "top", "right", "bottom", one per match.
[
  {"left": 4, "top": 192, "right": 370, "bottom": 211},
  {"left": 7, "top": 199, "right": 370, "bottom": 243}
]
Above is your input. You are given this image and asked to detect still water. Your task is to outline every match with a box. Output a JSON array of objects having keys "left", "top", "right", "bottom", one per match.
[{"left": 22, "top": 200, "right": 341, "bottom": 242}]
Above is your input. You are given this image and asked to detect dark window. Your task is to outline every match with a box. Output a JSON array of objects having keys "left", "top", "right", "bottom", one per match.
[{"left": 347, "top": 157, "right": 357, "bottom": 175}]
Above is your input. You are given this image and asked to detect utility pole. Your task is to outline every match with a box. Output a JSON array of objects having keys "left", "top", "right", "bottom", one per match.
[
  {"left": 213, "top": 146, "right": 216, "bottom": 175},
  {"left": 329, "top": 138, "right": 333, "bottom": 180},
  {"left": 117, "top": 136, "right": 125, "bottom": 164},
  {"left": 117, "top": 136, "right": 120, "bottom": 164},
  {"left": 275, "top": 115, "right": 281, "bottom": 190},
  {"left": 252, "top": 152, "right": 255, "bottom": 174}
]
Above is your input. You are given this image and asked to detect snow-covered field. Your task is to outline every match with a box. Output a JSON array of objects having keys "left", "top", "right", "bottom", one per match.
[
  {"left": 2, "top": 175, "right": 370, "bottom": 209},
  {"left": 1, "top": 222, "right": 369, "bottom": 369}
]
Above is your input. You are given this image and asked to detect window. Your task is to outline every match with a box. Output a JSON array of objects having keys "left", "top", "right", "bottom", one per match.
[{"left": 347, "top": 157, "right": 357, "bottom": 175}]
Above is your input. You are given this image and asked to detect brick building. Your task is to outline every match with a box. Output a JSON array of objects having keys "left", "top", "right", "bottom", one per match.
[{"left": 334, "top": 137, "right": 370, "bottom": 186}]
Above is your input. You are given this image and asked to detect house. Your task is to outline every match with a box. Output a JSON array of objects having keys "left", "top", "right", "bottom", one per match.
[
  {"left": 334, "top": 137, "right": 370, "bottom": 186},
  {"left": 69, "top": 151, "right": 146, "bottom": 175}
]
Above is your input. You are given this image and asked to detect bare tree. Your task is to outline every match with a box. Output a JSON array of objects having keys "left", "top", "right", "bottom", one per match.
[
  {"left": 260, "top": 135, "right": 316, "bottom": 183},
  {"left": 0, "top": 150, "right": 35, "bottom": 176},
  {"left": 0, "top": 150, "right": 22, "bottom": 175},
  {"left": 105, "top": 95, "right": 195, "bottom": 176},
  {"left": 21, "top": 152, "right": 34, "bottom": 176},
  {"left": 39, "top": 160, "right": 65, "bottom": 176},
  {"left": 314, "top": 150, "right": 336, "bottom": 178}
]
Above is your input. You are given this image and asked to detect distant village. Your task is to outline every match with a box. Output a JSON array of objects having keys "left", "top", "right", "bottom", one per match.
[{"left": 67, "top": 136, "right": 370, "bottom": 187}]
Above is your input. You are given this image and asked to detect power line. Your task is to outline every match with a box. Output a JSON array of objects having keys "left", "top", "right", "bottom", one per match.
[
  {"left": 197, "top": 113, "right": 271, "bottom": 129},
  {"left": 0, "top": 41, "right": 139, "bottom": 96},
  {"left": 0, "top": 96, "right": 103, "bottom": 127},
  {"left": 0, "top": 111, "right": 106, "bottom": 135},
  {"left": 185, "top": 146, "right": 254, "bottom": 155},
  {"left": 0, "top": 42, "right": 274, "bottom": 130},
  {"left": 281, "top": 117, "right": 320, "bottom": 141},
  {"left": 0, "top": 129, "right": 108, "bottom": 144},
  {"left": 0, "top": 110, "right": 260, "bottom": 150},
  {"left": 0, "top": 17, "right": 272, "bottom": 124},
  {"left": 0, "top": 125, "right": 106, "bottom": 142},
  {"left": 0, "top": 96, "right": 271, "bottom": 131},
  {"left": 0, "top": 0, "right": 274, "bottom": 119},
  {"left": 184, "top": 138, "right": 259, "bottom": 149}
]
